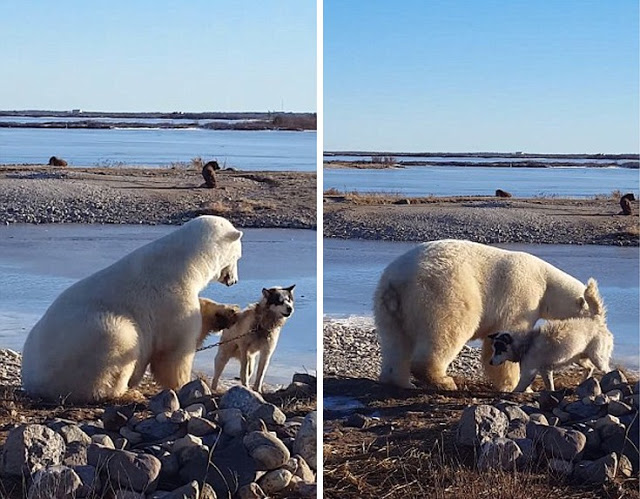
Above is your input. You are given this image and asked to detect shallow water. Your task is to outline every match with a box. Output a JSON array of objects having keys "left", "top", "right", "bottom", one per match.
[
  {"left": 324, "top": 238, "right": 639, "bottom": 370},
  {"left": 324, "top": 166, "right": 639, "bottom": 198},
  {"left": 0, "top": 128, "right": 316, "bottom": 171},
  {"left": 0, "top": 225, "right": 317, "bottom": 385}
]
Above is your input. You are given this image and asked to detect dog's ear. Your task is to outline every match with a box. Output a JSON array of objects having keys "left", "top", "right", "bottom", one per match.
[
  {"left": 503, "top": 334, "right": 513, "bottom": 344},
  {"left": 285, "top": 284, "right": 296, "bottom": 293},
  {"left": 577, "top": 296, "right": 586, "bottom": 309},
  {"left": 262, "top": 288, "right": 270, "bottom": 299},
  {"left": 488, "top": 333, "right": 498, "bottom": 340}
]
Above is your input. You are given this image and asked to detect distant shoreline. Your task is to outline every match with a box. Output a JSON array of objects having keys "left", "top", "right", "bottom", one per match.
[
  {"left": 324, "top": 151, "right": 639, "bottom": 160},
  {"left": 325, "top": 159, "right": 639, "bottom": 169}
]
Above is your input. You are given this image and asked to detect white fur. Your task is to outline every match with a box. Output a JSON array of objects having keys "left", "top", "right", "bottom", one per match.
[
  {"left": 21, "top": 216, "right": 243, "bottom": 402},
  {"left": 374, "top": 240, "right": 590, "bottom": 391}
]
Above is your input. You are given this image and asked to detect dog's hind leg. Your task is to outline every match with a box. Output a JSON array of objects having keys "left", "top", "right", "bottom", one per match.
[
  {"left": 540, "top": 369, "right": 555, "bottom": 391},
  {"left": 481, "top": 338, "right": 520, "bottom": 391},
  {"left": 211, "top": 345, "right": 232, "bottom": 392}
]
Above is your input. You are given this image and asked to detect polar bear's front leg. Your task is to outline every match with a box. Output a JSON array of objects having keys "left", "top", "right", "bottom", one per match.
[{"left": 411, "top": 335, "right": 460, "bottom": 391}]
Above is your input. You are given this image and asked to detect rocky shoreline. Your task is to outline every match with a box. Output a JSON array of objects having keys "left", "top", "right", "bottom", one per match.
[
  {"left": 324, "top": 195, "right": 639, "bottom": 246},
  {"left": 0, "top": 166, "right": 316, "bottom": 229},
  {"left": 0, "top": 349, "right": 317, "bottom": 498}
]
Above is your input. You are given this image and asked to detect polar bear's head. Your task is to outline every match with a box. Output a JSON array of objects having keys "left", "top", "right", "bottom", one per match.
[{"left": 217, "top": 229, "right": 243, "bottom": 287}]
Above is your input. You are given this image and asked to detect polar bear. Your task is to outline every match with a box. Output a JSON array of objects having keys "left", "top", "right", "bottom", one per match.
[
  {"left": 374, "top": 240, "right": 591, "bottom": 391},
  {"left": 21, "top": 216, "right": 243, "bottom": 403}
]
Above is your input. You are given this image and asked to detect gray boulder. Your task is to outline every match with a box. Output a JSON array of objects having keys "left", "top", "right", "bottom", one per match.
[
  {"left": 293, "top": 411, "right": 317, "bottom": 470},
  {"left": 572, "top": 453, "right": 618, "bottom": 484},
  {"left": 258, "top": 469, "right": 293, "bottom": 494},
  {"left": 456, "top": 405, "right": 508, "bottom": 446},
  {"left": 576, "top": 377, "right": 601, "bottom": 398},
  {"left": 28, "top": 465, "right": 82, "bottom": 499},
  {"left": 477, "top": 438, "right": 522, "bottom": 471},
  {"left": 601, "top": 370, "right": 627, "bottom": 393},
  {"left": 0, "top": 424, "right": 66, "bottom": 477},
  {"left": 87, "top": 444, "right": 161, "bottom": 492},
  {"left": 149, "top": 389, "right": 180, "bottom": 415},
  {"left": 243, "top": 430, "right": 290, "bottom": 470},
  {"left": 219, "top": 385, "right": 266, "bottom": 416},
  {"left": 177, "top": 379, "right": 212, "bottom": 407}
]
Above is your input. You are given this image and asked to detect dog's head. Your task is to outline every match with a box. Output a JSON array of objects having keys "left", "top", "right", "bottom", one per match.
[
  {"left": 487, "top": 332, "right": 516, "bottom": 366},
  {"left": 199, "top": 298, "right": 241, "bottom": 336},
  {"left": 261, "top": 285, "right": 296, "bottom": 318}
]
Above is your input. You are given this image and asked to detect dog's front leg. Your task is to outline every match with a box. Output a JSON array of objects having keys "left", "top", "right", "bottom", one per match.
[
  {"left": 514, "top": 366, "right": 538, "bottom": 392},
  {"left": 253, "top": 348, "right": 274, "bottom": 393},
  {"left": 540, "top": 369, "right": 555, "bottom": 391},
  {"left": 239, "top": 347, "right": 251, "bottom": 387}
]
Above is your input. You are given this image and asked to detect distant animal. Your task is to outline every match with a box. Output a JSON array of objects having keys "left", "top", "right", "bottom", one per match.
[
  {"left": 211, "top": 285, "right": 296, "bottom": 393},
  {"left": 201, "top": 161, "right": 219, "bottom": 188},
  {"left": 495, "top": 189, "right": 512, "bottom": 198},
  {"left": 488, "top": 278, "right": 612, "bottom": 392},
  {"left": 198, "top": 297, "right": 241, "bottom": 347},
  {"left": 619, "top": 193, "right": 635, "bottom": 215},
  {"left": 21, "top": 216, "right": 243, "bottom": 402},
  {"left": 48, "top": 156, "right": 68, "bottom": 167},
  {"left": 374, "top": 240, "right": 592, "bottom": 391}
]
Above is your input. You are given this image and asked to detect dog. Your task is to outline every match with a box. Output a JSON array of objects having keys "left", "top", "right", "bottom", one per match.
[
  {"left": 198, "top": 297, "right": 241, "bottom": 348},
  {"left": 211, "top": 285, "right": 295, "bottom": 393},
  {"left": 488, "top": 278, "right": 613, "bottom": 392}
]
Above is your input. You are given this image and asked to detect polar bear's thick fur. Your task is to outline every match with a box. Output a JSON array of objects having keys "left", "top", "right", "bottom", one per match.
[
  {"left": 374, "top": 240, "right": 591, "bottom": 391},
  {"left": 21, "top": 216, "right": 243, "bottom": 403}
]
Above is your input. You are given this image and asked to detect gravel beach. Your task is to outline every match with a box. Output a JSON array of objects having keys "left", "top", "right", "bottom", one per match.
[
  {"left": 324, "top": 195, "right": 639, "bottom": 246},
  {"left": 0, "top": 165, "right": 316, "bottom": 228},
  {"left": 323, "top": 318, "right": 482, "bottom": 381}
]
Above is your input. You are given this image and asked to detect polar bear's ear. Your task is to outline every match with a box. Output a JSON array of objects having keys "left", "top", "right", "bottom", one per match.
[{"left": 227, "top": 230, "right": 243, "bottom": 242}]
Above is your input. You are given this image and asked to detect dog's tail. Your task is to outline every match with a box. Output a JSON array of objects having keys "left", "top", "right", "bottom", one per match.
[{"left": 584, "top": 278, "right": 606, "bottom": 319}]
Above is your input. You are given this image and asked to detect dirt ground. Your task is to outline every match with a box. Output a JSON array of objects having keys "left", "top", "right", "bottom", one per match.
[{"left": 324, "top": 373, "right": 639, "bottom": 499}]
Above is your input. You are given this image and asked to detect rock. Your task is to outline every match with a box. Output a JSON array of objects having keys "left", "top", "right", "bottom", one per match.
[
  {"left": 219, "top": 385, "right": 266, "bottom": 416},
  {"left": 538, "top": 390, "right": 565, "bottom": 411},
  {"left": 177, "top": 379, "right": 212, "bottom": 407},
  {"left": 501, "top": 405, "right": 530, "bottom": 423},
  {"left": 173, "top": 434, "right": 204, "bottom": 455},
  {"left": 583, "top": 428, "right": 601, "bottom": 455},
  {"left": 103, "top": 405, "right": 134, "bottom": 432},
  {"left": 259, "top": 469, "right": 293, "bottom": 494},
  {"left": 528, "top": 413, "right": 549, "bottom": 425},
  {"left": 506, "top": 419, "right": 527, "bottom": 439},
  {"left": 170, "top": 409, "right": 191, "bottom": 424},
  {"left": 207, "top": 437, "right": 258, "bottom": 496},
  {"left": 237, "top": 482, "right": 267, "bottom": 499},
  {"left": 135, "top": 417, "right": 181, "bottom": 441},
  {"left": 91, "top": 434, "right": 115, "bottom": 448},
  {"left": 477, "top": 438, "right": 522, "bottom": 471},
  {"left": 73, "top": 464, "right": 101, "bottom": 497},
  {"left": 528, "top": 425, "right": 586, "bottom": 461},
  {"left": 600, "top": 421, "right": 638, "bottom": 468},
  {"left": 114, "top": 491, "right": 145, "bottom": 499},
  {"left": 551, "top": 408, "right": 570, "bottom": 424},
  {"left": 547, "top": 416, "right": 560, "bottom": 427},
  {"left": 215, "top": 408, "right": 247, "bottom": 437},
  {"left": 548, "top": 458, "right": 573, "bottom": 476},
  {"left": 618, "top": 454, "right": 633, "bottom": 478},
  {"left": 576, "top": 377, "right": 601, "bottom": 398},
  {"left": 594, "top": 394, "right": 609, "bottom": 406},
  {"left": 162, "top": 480, "right": 200, "bottom": 498},
  {"left": 282, "top": 381, "right": 315, "bottom": 398},
  {"left": 608, "top": 400, "right": 633, "bottom": 416},
  {"left": 244, "top": 430, "right": 290, "bottom": 470},
  {"left": 513, "top": 438, "right": 536, "bottom": 468},
  {"left": 187, "top": 416, "right": 219, "bottom": 436},
  {"left": 189, "top": 396, "right": 218, "bottom": 413},
  {"left": 62, "top": 441, "right": 88, "bottom": 467},
  {"left": 149, "top": 389, "right": 180, "bottom": 415},
  {"left": 59, "top": 425, "right": 92, "bottom": 445},
  {"left": 0, "top": 424, "right": 66, "bottom": 477},
  {"left": 606, "top": 389, "right": 622, "bottom": 401},
  {"left": 293, "top": 411, "right": 317, "bottom": 470},
  {"left": 457, "top": 405, "right": 509, "bottom": 447},
  {"left": 564, "top": 400, "right": 602, "bottom": 420},
  {"left": 87, "top": 444, "right": 161, "bottom": 492},
  {"left": 249, "top": 403, "right": 286, "bottom": 426},
  {"left": 28, "top": 465, "right": 82, "bottom": 499},
  {"left": 344, "top": 413, "right": 370, "bottom": 428},
  {"left": 595, "top": 414, "right": 620, "bottom": 430},
  {"left": 573, "top": 453, "right": 618, "bottom": 484},
  {"left": 200, "top": 483, "right": 217, "bottom": 499},
  {"left": 601, "top": 370, "right": 627, "bottom": 393},
  {"left": 159, "top": 451, "right": 180, "bottom": 478},
  {"left": 119, "top": 426, "right": 143, "bottom": 445},
  {"left": 292, "top": 373, "right": 317, "bottom": 386},
  {"left": 185, "top": 404, "right": 206, "bottom": 418},
  {"left": 291, "top": 455, "right": 315, "bottom": 482},
  {"left": 79, "top": 422, "right": 104, "bottom": 437}
]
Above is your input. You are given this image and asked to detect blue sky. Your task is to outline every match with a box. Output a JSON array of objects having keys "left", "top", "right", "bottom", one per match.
[
  {"left": 325, "top": 0, "right": 639, "bottom": 153},
  {"left": 0, "top": 1, "right": 316, "bottom": 112}
]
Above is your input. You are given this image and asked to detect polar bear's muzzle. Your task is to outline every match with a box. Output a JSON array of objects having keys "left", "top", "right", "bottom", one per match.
[{"left": 219, "top": 265, "right": 239, "bottom": 287}]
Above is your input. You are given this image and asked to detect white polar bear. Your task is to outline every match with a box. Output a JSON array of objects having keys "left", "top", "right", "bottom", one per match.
[
  {"left": 374, "top": 239, "right": 591, "bottom": 391},
  {"left": 21, "top": 215, "right": 243, "bottom": 403}
]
